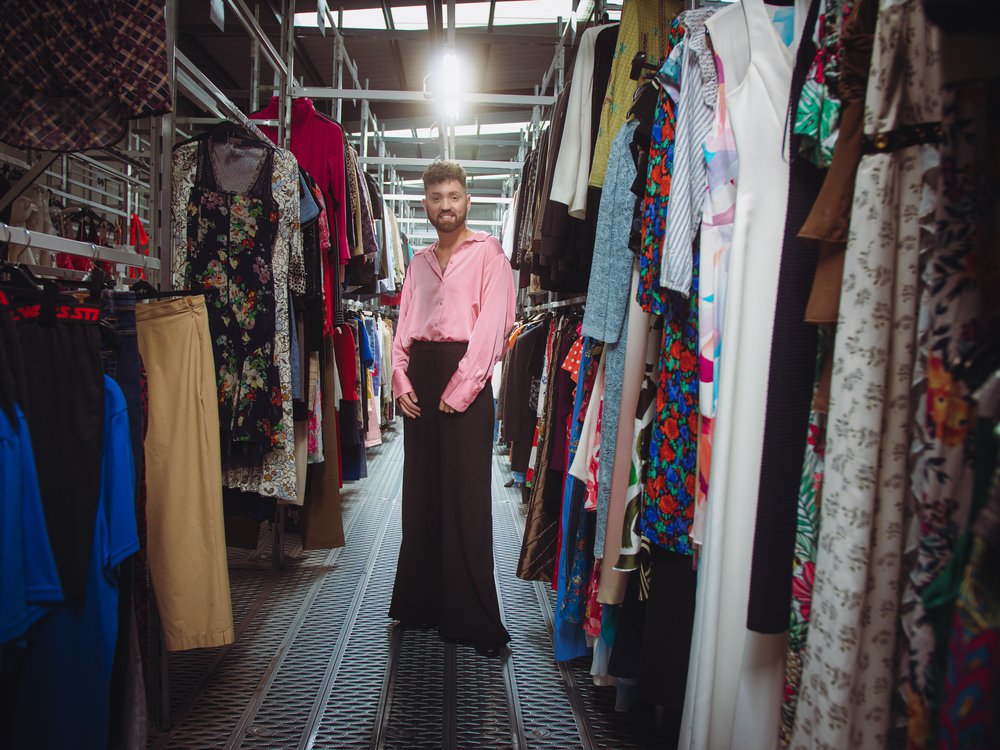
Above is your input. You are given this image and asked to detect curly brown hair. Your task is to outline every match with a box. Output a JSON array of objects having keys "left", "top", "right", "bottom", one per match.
[{"left": 422, "top": 160, "right": 467, "bottom": 192}]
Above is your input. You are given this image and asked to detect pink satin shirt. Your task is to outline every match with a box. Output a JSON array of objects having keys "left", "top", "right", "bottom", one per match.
[{"left": 391, "top": 231, "right": 516, "bottom": 412}]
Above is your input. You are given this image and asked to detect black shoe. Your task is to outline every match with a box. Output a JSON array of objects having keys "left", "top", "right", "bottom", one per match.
[{"left": 474, "top": 643, "right": 508, "bottom": 658}]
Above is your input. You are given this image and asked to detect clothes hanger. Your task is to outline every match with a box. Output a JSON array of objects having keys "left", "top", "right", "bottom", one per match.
[
  {"left": 0, "top": 259, "right": 43, "bottom": 290},
  {"left": 132, "top": 279, "right": 212, "bottom": 301},
  {"left": 630, "top": 51, "right": 660, "bottom": 82},
  {"left": 173, "top": 119, "right": 277, "bottom": 152}
]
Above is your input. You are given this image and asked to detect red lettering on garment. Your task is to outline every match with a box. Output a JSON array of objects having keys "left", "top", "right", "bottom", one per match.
[{"left": 11, "top": 303, "right": 99, "bottom": 322}]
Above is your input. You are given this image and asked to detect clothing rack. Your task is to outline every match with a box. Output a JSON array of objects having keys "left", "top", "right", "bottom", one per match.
[
  {"left": 523, "top": 294, "right": 587, "bottom": 315},
  {"left": 0, "top": 222, "right": 161, "bottom": 272}
]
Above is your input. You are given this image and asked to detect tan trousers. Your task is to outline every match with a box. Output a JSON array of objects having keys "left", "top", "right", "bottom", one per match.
[{"left": 136, "top": 296, "right": 234, "bottom": 651}]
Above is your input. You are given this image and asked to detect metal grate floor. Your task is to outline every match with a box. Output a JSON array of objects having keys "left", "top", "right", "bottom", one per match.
[{"left": 148, "top": 424, "right": 667, "bottom": 749}]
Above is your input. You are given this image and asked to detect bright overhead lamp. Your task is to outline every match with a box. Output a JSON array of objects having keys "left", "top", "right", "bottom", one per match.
[{"left": 425, "top": 49, "right": 470, "bottom": 122}]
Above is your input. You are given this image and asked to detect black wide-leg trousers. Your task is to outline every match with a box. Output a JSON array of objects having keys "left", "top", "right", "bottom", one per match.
[{"left": 389, "top": 341, "right": 510, "bottom": 647}]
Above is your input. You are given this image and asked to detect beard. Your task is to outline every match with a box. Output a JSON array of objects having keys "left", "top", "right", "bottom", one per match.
[{"left": 429, "top": 205, "right": 467, "bottom": 233}]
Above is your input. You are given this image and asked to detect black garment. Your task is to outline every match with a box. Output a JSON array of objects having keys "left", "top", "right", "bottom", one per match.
[
  {"left": 186, "top": 136, "right": 282, "bottom": 458},
  {"left": 99, "top": 291, "right": 146, "bottom": 750},
  {"left": 592, "top": 25, "right": 620, "bottom": 147},
  {"left": 364, "top": 172, "right": 384, "bottom": 220},
  {"left": 503, "top": 322, "right": 547, "bottom": 473},
  {"left": 0, "top": 288, "right": 26, "bottom": 421},
  {"left": 638, "top": 547, "right": 697, "bottom": 715},
  {"left": 390, "top": 342, "right": 510, "bottom": 648},
  {"left": 747, "top": 0, "right": 827, "bottom": 633},
  {"left": 15, "top": 296, "right": 104, "bottom": 605}
]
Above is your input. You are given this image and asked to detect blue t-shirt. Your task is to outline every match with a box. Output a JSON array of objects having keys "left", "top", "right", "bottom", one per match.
[
  {"left": 13, "top": 377, "right": 138, "bottom": 750},
  {"left": 358, "top": 316, "right": 374, "bottom": 368},
  {"left": 365, "top": 316, "right": 381, "bottom": 393},
  {"left": 0, "top": 405, "right": 63, "bottom": 645}
]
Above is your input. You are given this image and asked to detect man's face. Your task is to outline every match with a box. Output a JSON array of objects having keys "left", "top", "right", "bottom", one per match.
[{"left": 423, "top": 179, "right": 470, "bottom": 233}]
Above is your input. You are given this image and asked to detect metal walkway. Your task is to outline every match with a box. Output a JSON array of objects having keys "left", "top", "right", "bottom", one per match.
[{"left": 149, "top": 425, "right": 665, "bottom": 749}]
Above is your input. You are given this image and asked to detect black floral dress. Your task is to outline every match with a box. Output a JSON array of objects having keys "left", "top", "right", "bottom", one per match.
[{"left": 185, "top": 138, "right": 282, "bottom": 456}]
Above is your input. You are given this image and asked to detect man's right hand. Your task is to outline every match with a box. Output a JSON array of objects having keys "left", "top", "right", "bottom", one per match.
[{"left": 397, "top": 392, "right": 421, "bottom": 419}]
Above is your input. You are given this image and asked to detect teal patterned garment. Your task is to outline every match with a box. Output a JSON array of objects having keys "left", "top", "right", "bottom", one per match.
[{"left": 793, "top": 0, "right": 853, "bottom": 167}]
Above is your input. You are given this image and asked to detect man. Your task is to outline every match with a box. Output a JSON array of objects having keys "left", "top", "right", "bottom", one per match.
[{"left": 389, "top": 160, "right": 515, "bottom": 656}]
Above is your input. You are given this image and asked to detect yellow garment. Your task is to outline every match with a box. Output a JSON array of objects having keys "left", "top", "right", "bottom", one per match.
[
  {"left": 588, "top": 0, "right": 683, "bottom": 188},
  {"left": 136, "top": 296, "right": 235, "bottom": 651}
]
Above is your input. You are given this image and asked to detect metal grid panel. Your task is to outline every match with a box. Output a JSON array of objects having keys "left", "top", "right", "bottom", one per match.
[
  {"left": 491, "top": 497, "right": 591, "bottom": 749},
  {"left": 152, "top": 558, "right": 334, "bottom": 747},
  {"left": 454, "top": 603, "right": 515, "bottom": 749},
  {"left": 236, "top": 497, "right": 397, "bottom": 749},
  {"left": 309, "top": 501, "right": 401, "bottom": 748},
  {"left": 382, "top": 627, "right": 445, "bottom": 749}
]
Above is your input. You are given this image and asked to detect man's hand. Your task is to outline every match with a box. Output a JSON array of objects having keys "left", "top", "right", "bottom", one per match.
[
  {"left": 397, "top": 392, "right": 421, "bottom": 418},
  {"left": 439, "top": 399, "right": 456, "bottom": 414}
]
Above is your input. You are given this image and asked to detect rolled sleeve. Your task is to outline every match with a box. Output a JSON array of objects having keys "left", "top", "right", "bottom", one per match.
[
  {"left": 390, "top": 269, "right": 415, "bottom": 398},
  {"left": 440, "top": 253, "right": 516, "bottom": 412}
]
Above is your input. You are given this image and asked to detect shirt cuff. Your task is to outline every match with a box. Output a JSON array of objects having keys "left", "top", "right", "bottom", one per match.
[
  {"left": 440, "top": 374, "right": 483, "bottom": 413},
  {"left": 392, "top": 369, "right": 414, "bottom": 398}
]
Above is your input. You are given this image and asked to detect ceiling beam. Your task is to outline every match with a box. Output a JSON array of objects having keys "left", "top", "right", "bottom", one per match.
[
  {"left": 426, "top": 0, "right": 442, "bottom": 49},
  {"left": 260, "top": 0, "right": 325, "bottom": 87},
  {"left": 475, "top": 0, "right": 497, "bottom": 162},
  {"left": 177, "top": 32, "right": 241, "bottom": 91},
  {"left": 181, "top": 24, "right": 561, "bottom": 45},
  {"left": 379, "top": 1, "right": 409, "bottom": 91}
]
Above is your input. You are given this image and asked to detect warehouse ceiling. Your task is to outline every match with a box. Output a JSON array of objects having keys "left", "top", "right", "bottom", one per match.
[{"left": 176, "top": 0, "right": 620, "bottom": 190}]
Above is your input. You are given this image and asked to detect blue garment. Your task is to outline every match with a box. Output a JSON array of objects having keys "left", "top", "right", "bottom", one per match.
[
  {"left": 1, "top": 405, "right": 62, "bottom": 645},
  {"left": 364, "top": 317, "right": 381, "bottom": 394},
  {"left": 13, "top": 377, "right": 138, "bottom": 750},
  {"left": 581, "top": 121, "right": 640, "bottom": 556},
  {"left": 553, "top": 338, "right": 596, "bottom": 662},
  {"left": 299, "top": 172, "right": 321, "bottom": 224},
  {"left": 357, "top": 316, "right": 374, "bottom": 368}
]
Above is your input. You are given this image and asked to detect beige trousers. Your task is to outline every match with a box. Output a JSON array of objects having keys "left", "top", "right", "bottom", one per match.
[{"left": 136, "top": 296, "right": 234, "bottom": 651}]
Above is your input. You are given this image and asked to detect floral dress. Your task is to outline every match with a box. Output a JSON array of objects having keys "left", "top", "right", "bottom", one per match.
[
  {"left": 636, "top": 19, "right": 686, "bottom": 315},
  {"left": 182, "top": 138, "right": 281, "bottom": 456},
  {"left": 641, "top": 247, "right": 699, "bottom": 555},
  {"left": 173, "top": 140, "right": 300, "bottom": 502}
]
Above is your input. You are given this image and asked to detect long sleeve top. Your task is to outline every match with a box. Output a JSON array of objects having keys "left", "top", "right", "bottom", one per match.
[{"left": 391, "top": 232, "right": 516, "bottom": 412}]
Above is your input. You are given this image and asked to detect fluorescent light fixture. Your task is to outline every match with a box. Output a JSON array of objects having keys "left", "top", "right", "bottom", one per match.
[
  {"left": 294, "top": 6, "right": 428, "bottom": 30},
  {"left": 295, "top": 1, "right": 584, "bottom": 30},
  {"left": 381, "top": 122, "right": 529, "bottom": 139}
]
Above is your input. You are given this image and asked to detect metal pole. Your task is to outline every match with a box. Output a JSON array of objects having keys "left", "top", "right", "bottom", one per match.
[
  {"left": 555, "top": 18, "right": 565, "bottom": 96},
  {"left": 250, "top": 0, "right": 261, "bottom": 112},
  {"left": 336, "top": 9, "right": 345, "bottom": 121},
  {"left": 278, "top": 0, "right": 296, "bottom": 151},
  {"left": 447, "top": 0, "right": 456, "bottom": 47},
  {"left": 378, "top": 127, "right": 386, "bottom": 186},
  {"left": 361, "top": 88, "right": 370, "bottom": 159}
]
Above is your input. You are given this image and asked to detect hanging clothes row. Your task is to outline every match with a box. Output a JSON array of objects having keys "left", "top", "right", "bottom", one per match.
[
  {"left": 498, "top": 0, "right": 999, "bottom": 748},
  {"left": 1, "top": 103, "right": 402, "bottom": 750}
]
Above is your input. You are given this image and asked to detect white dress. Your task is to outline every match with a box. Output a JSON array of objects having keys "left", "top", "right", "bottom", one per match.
[{"left": 679, "top": 2, "right": 809, "bottom": 749}]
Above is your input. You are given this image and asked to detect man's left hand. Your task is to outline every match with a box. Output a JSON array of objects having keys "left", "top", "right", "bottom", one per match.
[{"left": 439, "top": 399, "right": 456, "bottom": 414}]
